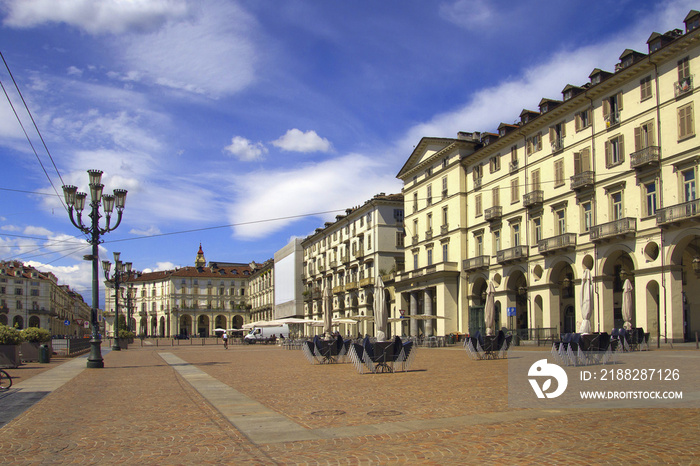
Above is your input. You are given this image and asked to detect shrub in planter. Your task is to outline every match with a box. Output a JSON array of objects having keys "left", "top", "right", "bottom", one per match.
[
  {"left": 21, "top": 327, "right": 51, "bottom": 343},
  {"left": 0, "top": 324, "right": 23, "bottom": 367},
  {"left": 118, "top": 330, "right": 135, "bottom": 340}
]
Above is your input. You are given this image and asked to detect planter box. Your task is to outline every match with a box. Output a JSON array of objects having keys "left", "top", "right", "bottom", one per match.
[
  {"left": 0, "top": 344, "right": 21, "bottom": 368},
  {"left": 117, "top": 338, "right": 129, "bottom": 350},
  {"left": 20, "top": 341, "right": 53, "bottom": 362}
]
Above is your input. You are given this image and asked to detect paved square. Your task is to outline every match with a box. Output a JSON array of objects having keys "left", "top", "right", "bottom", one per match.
[{"left": 1, "top": 343, "right": 698, "bottom": 464}]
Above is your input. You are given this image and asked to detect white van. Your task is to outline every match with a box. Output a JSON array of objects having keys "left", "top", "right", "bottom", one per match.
[{"left": 243, "top": 325, "right": 289, "bottom": 344}]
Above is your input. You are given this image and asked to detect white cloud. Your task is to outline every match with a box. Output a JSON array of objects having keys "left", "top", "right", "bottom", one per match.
[
  {"left": 224, "top": 136, "right": 268, "bottom": 161},
  {"left": 129, "top": 226, "right": 162, "bottom": 236},
  {"left": 1, "top": 225, "right": 21, "bottom": 232},
  {"left": 271, "top": 129, "right": 333, "bottom": 153},
  {"left": 66, "top": 66, "right": 82, "bottom": 76},
  {"left": 119, "top": 1, "right": 258, "bottom": 97},
  {"left": 1, "top": 0, "right": 191, "bottom": 34},
  {"left": 439, "top": 0, "right": 493, "bottom": 30},
  {"left": 228, "top": 153, "right": 402, "bottom": 239}
]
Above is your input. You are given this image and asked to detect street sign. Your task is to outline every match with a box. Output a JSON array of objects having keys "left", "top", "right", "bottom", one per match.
[
  {"left": 399, "top": 309, "right": 405, "bottom": 316},
  {"left": 64, "top": 319, "right": 70, "bottom": 326},
  {"left": 507, "top": 307, "right": 516, "bottom": 317},
  {"left": 84, "top": 321, "right": 90, "bottom": 328}
]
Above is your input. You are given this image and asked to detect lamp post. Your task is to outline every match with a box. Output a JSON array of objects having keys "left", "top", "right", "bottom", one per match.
[
  {"left": 102, "top": 253, "right": 132, "bottom": 351},
  {"left": 62, "top": 169, "right": 127, "bottom": 368},
  {"left": 122, "top": 282, "right": 134, "bottom": 333}
]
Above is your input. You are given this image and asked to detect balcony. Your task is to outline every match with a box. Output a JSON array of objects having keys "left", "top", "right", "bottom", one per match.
[
  {"left": 629, "top": 146, "right": 661, "bottom": 169},
  {"left": 341, "top": 255, "right": 350, "bottom": 264},
  {"left": 523, "top": 190, "right": 544, "bottom": 208},
  {"left": 425, "top": 229, "right": 433, "bottom": 240},
  {"left": 551, "top": 138, "right": 564, "bottom": 153},
  {"left": 359, "top": 277, "right": 374, "bottom": 288},
  {"left": 509, "top": 160, "right": 518, "bottom": 174},
  {"left": 484, "top": 206, "right": 502, "bottom": 222},
  {"left": 440, "top": 224, "right": 449, "bottom": 235},
  {"left": 605, "top": 111, "right": 621, "bottom": 128},
  {"left": 590, "top": 218, "right": 637, "bottom": 242},
  {"left": 474, "top": 177, "right": 482, "bottom": 190},
  {"left": 412, "top": 235, "right": 419, "bottom": 245},
  {"left": 538, "top": 233, "right": 576, "bottom": 255},
  {"left": 656, "top": 199, "right": 700, "bottom": 226},
  {"left": 345, "top": 281, "right": 358, "bottom": 291},
  {"left": 463, "top": 255, "right": 490, "bottom": 271},
  {"left": 496, "top": 246, "right": 528, "bottom": 264},
  {"left": 570, "top": 171, "right": 594, "bottom": 190},
  {"left": 353, "top": 247, "right": 364, "bottom": 258},
  {"left": 675, "top": 75, "right": 693, "bottom": 97},
  {"left": 332, "top": 285, "right": 345, "bottom": 294}
]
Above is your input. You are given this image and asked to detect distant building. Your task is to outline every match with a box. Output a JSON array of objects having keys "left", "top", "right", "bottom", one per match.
[
  {"left": 249, "top": 258, "right": 274, "bottom": 322},
  {"left": 0, "top": 260, "right": 91, "bottom": 336},
  {"left": 273, "top": 238, "right": 304, "bottom": 320},
  {"left": 301, "top": 193, "right": 404, "bottom": 337},
  {"left": 104, "top": 245, "right": 259, "bottom": 337}
]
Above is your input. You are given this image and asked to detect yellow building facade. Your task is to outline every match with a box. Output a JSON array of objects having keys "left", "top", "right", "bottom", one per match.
[{"left": 398, "top": 10, "right": 700, "bottom": 343}]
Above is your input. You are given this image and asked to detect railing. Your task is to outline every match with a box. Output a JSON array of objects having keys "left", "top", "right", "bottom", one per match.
[
  {"left": 353, "top": 248, "right": 364, "bottom": 258},
  {"left": 511, "top": 327, "right": 558, "bottom": 346},
  {"left": 675, "top": 75, "right": 693, "bottom": 97},
  {"left": 496, "top": 246, "right": 528, "bottom": 264},
  {"left": 484, "top": 206, "right": 502, "bottom": 221},
  {"left": 630, "top": 146, "right": 660, "bottom": 168},
  {"left": 590, "top": 217, "right": 637, "bottom": 241},
  {"left": 440, "top": 224, "right": 449, "bottom": 235},
  {"left": 605, "top": 111, "right": 621, "bottom": 127},
  {"left": 570, "top": 171, "right": 594, "bottom": 190},
  {"left": 656, "top": 199, "right": 700, "bottom": 225},
  {"left": 332, "top": 285, "right": 345, "bottom": 294},
  {"left": 509, "top": 160, "right": 518, "bottom": 173},
  {"left": 551, "top": 138, "right": 564, "bottom": 152},
  {"left": 412, "top": 235, "right": 419, "bottom": 245},
  {"left": 51, "top": 337, "right": 91, "bottom": 356},
  {"left": 523, "top": 190, "right": 544, "bottom": 207},
  {"left": 345, "top": 281, "right": 358, "bottom": 291},
  {"left": 359, "top": 277, "right": 374, "bottom": 288},
  {"left": 425, "top": 229, "right": 433, "bottom": 240},
  {"left": 538, "top": 233, "right": 576, "bottom": 254},
  {"left": 463, "top": 255, "right": 490, "bottom": 271},
  {"left": 474, "top": 177, "right": 482, "bottom": 190}
]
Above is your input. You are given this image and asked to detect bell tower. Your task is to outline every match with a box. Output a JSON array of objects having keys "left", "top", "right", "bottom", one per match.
[{"left": 195, "top": 243, "right": 206, "bottom": 268}]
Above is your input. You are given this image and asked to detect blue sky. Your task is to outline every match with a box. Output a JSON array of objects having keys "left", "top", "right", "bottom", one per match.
[{"left": 0, "top": 0, "right": 696, "bottom": 302}]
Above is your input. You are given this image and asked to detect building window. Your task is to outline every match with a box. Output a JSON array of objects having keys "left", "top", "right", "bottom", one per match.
[
  {"left": 489, "top": 154, "right": 501, "bottom": 173},
  {"left": 475, "top": 194, "right": 482, "bottom": 217},
  {"left": 512, "top": 223, "right": 520, "bottom": 247},
  {"left": 635, "top": 120, "right": 656, "bottom": 150},
  {"left": 554, "top": 159, "right": 564, "bottom": 187},
  {"left": 582, "top": 201, "right": 592, "bottom": 232},
  {"left": 611, "top": 192, "right": 623, "bottom": 220},
  {"left": 531, "top": 169, "right": 541, "bottom": 191},
  {"left": 549, "top": 122, "right": 566, "bottom": 151},
  {"left": 556, "top": 209, "right": 566, "bottom": 235},
  {"left": 475, "top": 234, "right": 483, "bottom": 256},
  {"left": 526, "top": 133, "right": 542, "bottom": 155},
  {"left": 493, "top": 230, "right": 501, "bottom": 254},
  {"left": 683, "top": 168, "right": 696, "bottom": 202},
  {"left": 605, "top": 135, "right": 625, "bottom": 167},
  {"left": 442, "top": 243, "right": 448, "bottom": 262},
  {"left": 492, "top": 187, "right": 500, "bottom": 207},
  {"left": 678, "top": 103, "right": 695, "bottom": 140},
  {"left": 573, "top": 148, "right": 592, "bottom": 175},
  {"left": 532, "top": 217, "right": 542, "bottom": 244},
  {"left": 426, "top": 185, "right": 432, "bottom": 205},
  {"left": 678, "top": 56, "right": 690, "bottom": 82},
  {"left": 426, "top": 213, "right": 432, "bottom": 234},
  {"left": 640, "top": 76, "right": 652, "bottom": 101},
  {"left": 575, "top": 108, "right": 591, "bottom": 131},
  {"left": 511, "top": 178, "right": 519, "bottom": 203},
  {"left": 396, "top": 232, "right": 404, "bottom": 247},
  {"left": 394, "top": 209, "right": 404, "bottom": 223},
  {"left": 427, "top": 248, "right": 433, "bottom": 266},
  {"left": 473, "top": 164, "right": 482, "bottom": 184},
  {"left": 442, "top": 206, "right": 448, "bottom": 226},
  {"left": 442, "top": 176, "right": 448, "bottom": 197},
  {"left": 644, "top": 181, "right": 657, "bottom": 216},
  {"left": 603, "top": 92, "right": 623, "bottom": 126},
  {"left": 413, "top": 253, "right": 419, "bottom": 270},
  {"left": 442, "top": 157, "right": 448, "bottom": 169},
  {"left": 413, "top": 192, "right": 418, "bottom": 212}
]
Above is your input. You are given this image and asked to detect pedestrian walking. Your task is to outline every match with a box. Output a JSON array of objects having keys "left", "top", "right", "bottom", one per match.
[{"left": 223, "top": 331, "right": 228, "bottom": 349}]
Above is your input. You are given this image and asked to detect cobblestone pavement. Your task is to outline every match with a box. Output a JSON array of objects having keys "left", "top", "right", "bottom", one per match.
[{"left": 0, "top": 343, "right": 698, "bottom": 465}]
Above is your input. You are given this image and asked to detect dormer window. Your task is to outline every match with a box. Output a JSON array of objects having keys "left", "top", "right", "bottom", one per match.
[
  {"left": 564, "top": 90, "right": 573, "bottom": 101},
  {"left": 541, "top": 104, "right": 548, "bottom": 113},
  {"left": 685, "top": 10, "right": 700, "bottom": 32},
  {"left": 649, "top": 39, "right": 662, "bottom": 53}
]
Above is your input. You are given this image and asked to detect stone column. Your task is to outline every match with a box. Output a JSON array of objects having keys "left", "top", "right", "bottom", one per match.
[
  {"left": 410, "top": 291, "right": 418, "bottom": 336},
  {"left": 425, "top": 288, "right": 433, "bottom": 336}
]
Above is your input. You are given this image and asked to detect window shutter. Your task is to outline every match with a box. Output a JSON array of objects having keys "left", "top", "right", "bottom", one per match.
[
  {"left": 605, "top": 140, "right": 611, "bottom": 167},
  {"left": 573, "top": 152, "right": 581, "bottom": 175},
  {"left": 532, "top": 170, "right": 540, "bottom": 191},
  {"left": 561, "top": 121, "right": 566, "bottom": 137},
  {"left": 649, "top": 121, "right": 656, "bottom": 146},
  {"left": 493, "top": 187, "right": 499, "bottom": 206},
  {"left": 575, "top": 113, "right": 581, "bottom": 132},
  {"left": 603, "top": 99, "right": 610, "bottom": 119},
  {"left": 548, "top": 127, "right": 555, "bottom": 144},
  {"left": 689, "top": 105, "right": 695, "bottom": 136},
  {"left": 617, "top": 92, "right": 623, "bottom": 111},
  {"left": 634, "top": 126, "right": 642, "bottom": 151},
  {"left": 537, "top": 133, "right": 542, "bottom": 151},
  {"left": 582, "top": 148, "right": 591, "bottom": 172},
  {"left": 619, "top": 136, "right": 625, "bottom": 162}
]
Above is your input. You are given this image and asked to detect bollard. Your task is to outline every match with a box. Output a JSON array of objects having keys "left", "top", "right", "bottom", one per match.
[
  {"left": 696, "top": 331, "right": 699, "bottom": 350},
  {"left": 202, "top": 338, "right": 204, "bottom": 346}
]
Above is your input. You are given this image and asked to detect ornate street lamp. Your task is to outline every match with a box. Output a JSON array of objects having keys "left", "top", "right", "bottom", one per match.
[
  {"left": 102, "top": 253, "right": 132, "bottom": 351},
  {"left": 63, "top": 169, "right": 127, "bottom": 368}
]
